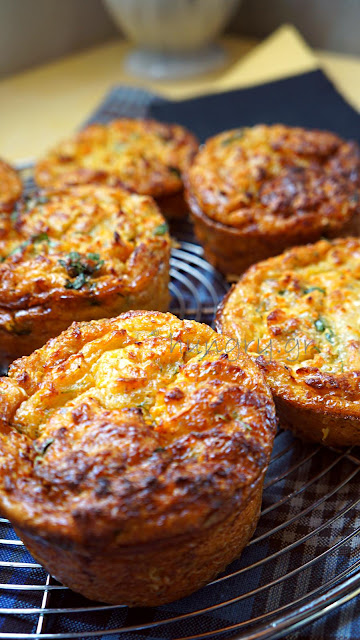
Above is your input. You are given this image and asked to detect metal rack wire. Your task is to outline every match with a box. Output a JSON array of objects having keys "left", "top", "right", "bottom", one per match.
[{"left": 1, "top": 168, "right": 360, "bottom": 639}]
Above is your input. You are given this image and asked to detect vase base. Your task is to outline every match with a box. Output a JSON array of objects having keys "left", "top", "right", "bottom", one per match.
[{"left": 124, "top": 44, "right": 226, "bottom": 80}]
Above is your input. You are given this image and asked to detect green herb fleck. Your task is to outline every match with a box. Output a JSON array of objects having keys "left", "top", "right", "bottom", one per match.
[
  {"left": 137, "top": 399, "right": 152, "bottom": 411},
  {"left": 7, "top": 233, "right": 51, "bottom": 258},
  {"left": 232, "top": 411, "right": 252, "bottom": 430},
  {"left": 221, "top": 130, "right": 244, "bottom": 146},
  {"left": 154, "top": 447, "right": 165, "bottom": 453},
  {"left": 87, "top": 252, "right": 100, "bottom": 261},
  {"left": 34, "top": 437, "right": 54, "bottom": 457},
  {"left": 314, "top": 319, "right": 325, "bottom": 332},
  {"left": 153, "top": 222, "right": 169, "bottom": 236},
  {"left": 303, "top": 286, "right": 326, "bottom": 295},
  {"left": 7, "top": 241, "right": 28, "bottom": 257},
  {"left": 10, "top": 209, "right": 19, "bottom": 224},
  {"left": 168, "top": 166, "right": 181, "bottom": 179},
  {"left": 65, "top": 273, "right": 87, "bottom": 290},
  {"left": 215, "top": 413, "right": 227, "bottom": 422},
  {"left": 325, "top": 329, "right": 335, "bottom": 344},
  {"left": 60, "top": 251, "right": 104, "bottom": 290},
  {"left": 25, "top": 195, "right": 50, "bottom": 210},
  {"left": 37, "top": 196, "right": 50, "bottom": 205},
  {"left": 33, "top": 232, "right": 50, "bottom": 244}
]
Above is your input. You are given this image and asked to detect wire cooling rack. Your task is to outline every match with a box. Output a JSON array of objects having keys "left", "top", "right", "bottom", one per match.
[{"left": 1, "top": 168, "right": 360, "bottom": 639}]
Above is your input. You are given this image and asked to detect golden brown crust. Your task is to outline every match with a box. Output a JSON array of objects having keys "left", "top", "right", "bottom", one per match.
[
  {"left": 0, "top": 186, "right": 170, "bottom": 368},
  {"left": 17, "top": 479, "right": 262, "bottom": 606},
  {"left": 186, "top": 125, "right": 360, "bottom": 274},
  {"left": 0, "top": 159, "right": 22, "bottom": 213},
  {"left": 217, "top": 237, "right": 360, "bottom": 446},
  {"left": 0, "top": 311, "right": 276, "bottom": 605},
  {"left": 35, "top": 119, "right": 199, "bottom": 218}
]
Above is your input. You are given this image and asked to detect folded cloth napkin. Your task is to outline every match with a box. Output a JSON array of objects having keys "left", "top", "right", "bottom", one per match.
[
  {"left": 85, "top": 69, "right": 360, "bottom": 144},
  {"left": 2, "top": 34, "right": 360, "bottom": 640}
]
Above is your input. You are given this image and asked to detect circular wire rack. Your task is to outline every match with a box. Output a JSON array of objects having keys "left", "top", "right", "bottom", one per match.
[{"left": 1, "top": 168, "right": 360, "bottom": 639}]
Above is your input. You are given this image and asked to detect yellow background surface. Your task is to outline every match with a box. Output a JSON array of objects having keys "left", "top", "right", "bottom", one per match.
[{"left": 0, "top": 25, "right": 359, "bottom": 163}]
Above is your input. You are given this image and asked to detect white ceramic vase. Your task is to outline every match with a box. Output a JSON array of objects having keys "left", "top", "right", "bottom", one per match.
[{"left": 103, "top": 0, "right": 242, "bottom": 78}]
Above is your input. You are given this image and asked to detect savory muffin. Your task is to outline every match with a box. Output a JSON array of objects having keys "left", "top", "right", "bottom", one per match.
[
  {"left": 35, "top": 118, "right": 199, "bottom": 219},
  {"left": 0, "top": 159, "right": 22, "bottom": 212},
  {"left": 0, "top": 311, "right": 277, "bottom": 606},
  {"left": 0, "top": 185, "right": 170, "bottom": 369},
  {"left": 186, "top": 125, "right": 360, "bottom": 275},
  {"left": 217, "top": 237, "right": 360, "bottom": 447}
]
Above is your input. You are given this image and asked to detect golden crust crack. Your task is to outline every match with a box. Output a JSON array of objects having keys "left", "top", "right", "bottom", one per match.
[
  {"left": 217, "top": 237, "right": 360, "bottom": 446},
  {"left": 35, "top": 119, "right": 199, "bottom": 219},
  {"left": 0, "top": 185, "right": 170, "bottom": 367},
  {"left": 186, "top": 125, "right": 360, "bottom": 274},
  {"left": 0, "top": 311, "right": 276, "bottom": 605}
]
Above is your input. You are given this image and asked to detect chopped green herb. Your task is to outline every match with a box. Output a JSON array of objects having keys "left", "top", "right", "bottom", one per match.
[
  {"left": 10, "top": 209, "right": 19, "bottom": 224},
  {"left": 168, "top": 166, "right": 181, "bottom": 179},
  {"left": 7, "top": 232, "right": 51, "bottom": 258},
  {"left": 37, "top": 196, "right": 50, "bottom": 205},
  {"left": 231, "top": 411, "right": 252, "bottom": 430},
  {"left": 138, "top": 399, "right": 152, "bottom": 410},
  {"left": 25, "top": 195, "right": 50, "bottom": 210},
  {"left": 87, "top": 252, "right": 100, "bottom": 261},
  {"left": 153, "top": 222, "right": 169, "bottom": 236},
  {"left": 65, "top": 273, "right": 87, "bottom": 290},
  {"left": 314, "top": 317, "right": 336, "bottom": 343},
  {"left": 60, "top": 251, "right": 104, "bottom": 290},
  {"left": 154, "top": 447, "right": 165, "bottom": 453},
  {"left": 34, "top": 437, "right": 54, "bottom": 457},
  {"left": 325, "top": 329, "right": 335, "bottom": 344},
  {"left": 33, "top": 232, "right": 50, "bottom": 244},
  {"left": 278, "top": 289, "right": 287, "bottom": 295},
  {"left": 314, "top": 319, "right": 325, "bottom": 332},
  {"left": 7, "top": 239, "right": 29, "bottom": 257},
  {"left": 256, "top": 301, "right": 266, "bottom": 313},
  {"left": 303, "top": 286, "right": 326, "bottom": 295},
  {"left": 221, "top": 130, "right": 244, "bottom": 146}
]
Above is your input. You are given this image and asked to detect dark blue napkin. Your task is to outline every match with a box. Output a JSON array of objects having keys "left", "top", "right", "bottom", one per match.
[
  {"left": 85, "top": 69, "right": 360, "bottom": 144},
  {"left": 149, "top": 69, "right": 360, "bottom": 143}
]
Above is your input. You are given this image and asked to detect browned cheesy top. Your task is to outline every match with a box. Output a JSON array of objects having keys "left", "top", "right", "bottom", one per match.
[
  {"left": 0, "top": 312, "right": 276, "bottom": 547},
  {"left": 0, "top": 185, "right": 171, "bottom": 311},
  {"left": 218, "top": 237, "right": 360, "bottom": 416},
  {"left": 35, "top": 119, "right": 198, "bottom": 197},
  {"left": 186, "top": 125, "right": 360, "bottom": 234}
]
